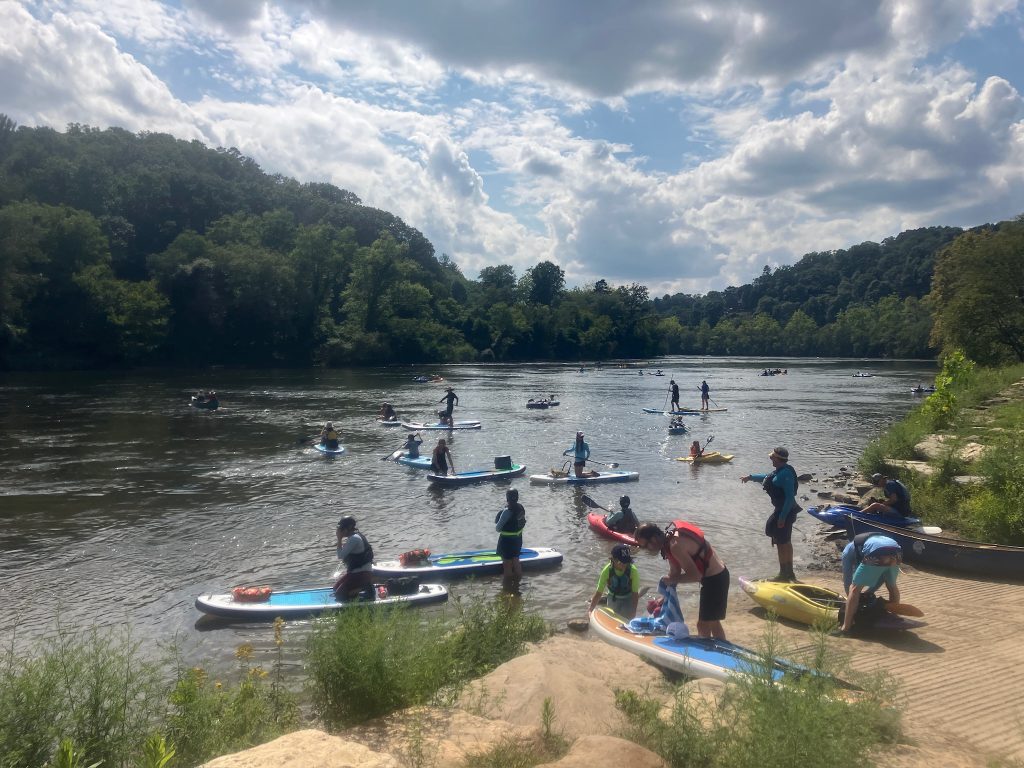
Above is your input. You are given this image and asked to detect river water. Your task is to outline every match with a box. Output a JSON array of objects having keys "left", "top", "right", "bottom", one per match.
[{"left": 0, "top": 357, "right": 935, "bottom": 665}]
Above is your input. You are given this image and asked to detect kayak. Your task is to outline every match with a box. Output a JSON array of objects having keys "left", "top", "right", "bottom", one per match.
[
  {"left": 738, "top": 577, "right": 925, "bottom": 631},
  {"left": 195, "top": 583, "right": 448, "bottom": 620},
  {"left": 190, "top": 397, "right": 219, "bottom": 410},
  {"left": 530, "top": 469, "right": 639, "bottom": 484},
  {"left": 589, "top": 606, "right": 814, "bottom": 682},
  {"left": 667, "top": 425, "right": 689, "bottom": 435},
  {"left": 806, "top": 505, "right": 942, "bottom": 535},
  {"left": 313, "top": 444, "right": 346, "bottom": 456},
  {"left": 401, "top": 421, "right": 482, "bottom": 430},
  {"left": 428, "top": 464, "right": 526, "bottom": 485},
  {"left": 373, "top": 547, "right": 563, "bottom": 578},
  {"left": 526, "top": 400, "right": 560, "bottom": 409},
  {"left": 910, "top": 387, "right": 936, "bottom": 394},
  {"left": 676, "top": 451, "right": 734, "bottom": 464},
  {"left": 396, "top": 454, "right": 432, "bottom": 469},
  {"left": 852, "top": 373, "right": 874, "bottom": 378},
  {"left": 587, "top": 512, "right": 638, "bottom": 546}
]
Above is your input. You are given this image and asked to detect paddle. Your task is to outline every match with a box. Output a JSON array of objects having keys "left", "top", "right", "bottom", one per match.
[
  {"left": 588, "top": 458, "right": 620, "bottom": 469},
  {"left": 884, "top": 602, "right": 924, "bottom": 617},
  {"left": 382, "top": 448, "right": 405, "bottom": 462},
  {"left": 581, "top": 494, "right": 610, "bottom": 513},
  {"left": 697, "top": 386, "right": 720, "bottom": 408}
]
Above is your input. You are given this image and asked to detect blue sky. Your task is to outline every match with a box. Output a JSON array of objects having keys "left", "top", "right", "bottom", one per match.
[{"left": 2, "top": 0, "right": 1023, "bottom": 295}]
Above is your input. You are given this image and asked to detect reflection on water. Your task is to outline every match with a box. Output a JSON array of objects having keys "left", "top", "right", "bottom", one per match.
[{"left": 0, "top": 358, "right": 934, "bottom": 663}]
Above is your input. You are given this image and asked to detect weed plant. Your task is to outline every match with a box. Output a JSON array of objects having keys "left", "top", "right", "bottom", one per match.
[
  {"left": 458, "top": 698, "right": 569, "bottom": 768},
  {"left": 616, "top": 623, "right": 900, "bottom": 768}
]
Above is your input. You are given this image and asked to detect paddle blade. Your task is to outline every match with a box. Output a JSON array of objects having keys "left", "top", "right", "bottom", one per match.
[{"left": 885, "top": 602, "right": 924, "bottom": 617}]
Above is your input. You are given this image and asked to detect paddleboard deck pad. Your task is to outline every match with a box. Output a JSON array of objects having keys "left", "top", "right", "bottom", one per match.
[{"left": 373, "top": 547, "right": 563, "bottom": 578}]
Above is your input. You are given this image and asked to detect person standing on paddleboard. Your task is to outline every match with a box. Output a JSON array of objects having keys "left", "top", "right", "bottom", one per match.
[
  {"left": 589, "top": 544, "right": 640, "bottom": 619},
  {"left": 635, "top": 520, "right": 729, "bottom": 640},
  {"left": 333, "top": 516, "right": 374, "bottom": 600},
  {"left": 563, "top": 431, "right": 591, "bottom": 478},
  {"left": 699, "top": 380, "right": 710, "bottom": 411},
  {"left": 495, "top": 488, "right": 526, "bottom": 592},
  {"left": 669, "top": 379, "right": 680, "bottom": 411},
  {"left": 741, "top": 447, "right": 800, "bottom": 582},
  {"left": 438, "top": 387, "right": 458, "bottom": 422},
  {"left": 431, "top": 438, "right": 455, "bottom": 476}
]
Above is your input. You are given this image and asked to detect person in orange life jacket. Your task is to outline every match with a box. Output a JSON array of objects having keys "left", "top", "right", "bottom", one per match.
[
  {"left": 319, "top": 421, "right": 340, "bottom": 450},
  {"left": 431, "top": 438, "right": 454, "bottom": 475},
  {"left": 589, "top": 544, "right": 641, "bottom": 619},
  {"left": 689, "top": 440, "right": 703, "bottom": 458},
  {"left": 495, "top": 488, "right": 526, "bottom": 584},
  {"left": 333, "top": 516, "right": 374, "bottom": 600},
  {"left": 634, "top": 520, "right": 729, "bottom": 639},
  {"left": 741, "top": 446, "right": 799, "bottom": 582},
  {"left": 603, "top": 495, "right": 639, "bottom": 535}
]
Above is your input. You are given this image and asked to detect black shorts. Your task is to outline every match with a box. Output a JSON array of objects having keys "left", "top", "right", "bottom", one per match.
[
  {"left": 765, "top": 511, "right": 795, "bottom": 545},
  {"left": 496, "top": 534, "right": 523, "bottom": 560},
  {"left": 698, "top": 567, "right": 729, "bottom": 622}
]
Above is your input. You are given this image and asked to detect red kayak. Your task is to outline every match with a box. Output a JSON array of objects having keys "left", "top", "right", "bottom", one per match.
[{"left": 587, "top": 512, "right": 638, "bottom": 546}]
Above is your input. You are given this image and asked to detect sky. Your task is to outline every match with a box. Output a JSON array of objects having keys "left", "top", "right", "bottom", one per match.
[{"left": 2, "top": 0, "right": 1023, "bottom": 296}]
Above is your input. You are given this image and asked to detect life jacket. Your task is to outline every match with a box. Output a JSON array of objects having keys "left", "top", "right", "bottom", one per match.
[
  {"left": 496, "top": 503, "right": 526, "bottom": 536},
  {"left": 399, "top": 548, "right": 431, "bottom": 566},
  {"left": 608, "top": 565, "right": 633, "bottom": 597},
  {"left": 661, "top": 520, "right": 713, "bottom": 576},
  {"left": 762, "top": 464, "right": 798, "bottom": 512},
  {"left": 232, "top": 585, "right": 271, "bottom": 603},
  {"left": 343, "top": 532, "right": 374, "bottom": 569}
]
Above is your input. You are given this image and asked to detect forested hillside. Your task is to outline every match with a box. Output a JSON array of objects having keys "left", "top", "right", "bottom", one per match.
[{"left": 0, "top": 118, "right": 992, "bottom": 369}]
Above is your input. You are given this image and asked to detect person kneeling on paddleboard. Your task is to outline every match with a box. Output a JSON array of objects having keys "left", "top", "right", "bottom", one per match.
[
  {"left": 404, "top": 432, "right": 423, "bottom": 458},
  {"left": 563, "top": 432, "right": 591, "bottom": 478},
  {"left": 839, "top": 534, "right": 902, "bottom": 633},
  {"left": 589, "top": 544, "right": 641, "bottom": 619},
  {"left": 603, "top": 495, "right": 639, "bottom": 535},
  {"left": 333, "top": 516, "right": 374, "bottom": 600},
  {"left": 635, "top": 520, "right": 729, "bottom": 640}
]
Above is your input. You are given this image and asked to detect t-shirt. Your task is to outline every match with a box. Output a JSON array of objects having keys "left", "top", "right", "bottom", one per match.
[
  {"left": 595, "top": 563, "right": 640, "bottom": 596},
  {"left": 851, "top": 562, "right": 898, "bottom": 594},
  {"left": 885, "top": 479, "right": 911, "bottom": 515}
]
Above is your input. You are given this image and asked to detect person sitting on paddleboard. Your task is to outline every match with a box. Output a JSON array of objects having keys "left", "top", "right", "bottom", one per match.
[
  {"left": 859, "top": 473, "right": 912, "bottom": 518},
  {"left": 635, "top": 520, "right": 729, "bottom": 640},
  {"left": 563, "top": 432, "right": 591, "bottom": 478},
  {"left": 333, "top": 516, "right": 374, "bottom": 600},
  {"left": 438, "top": 387, "right": 458, "bottom": 421},
  {"left": 431, "top": 438, "right": 454, "bottom": 475},
  {"left": 404, "top": 432, "right": 422, "bottom": 459},
  {"left": 741, "top": 446, "right": 800, "bottom": 582},
  {"left": 589, "top": 544, "right": 640, "bottom": 619},
  {"left": 839, "top": 534, "right": 903, "bottom": 633},
  {"left": 690, "top": 440, "right": 703, "bottom": 458},
  {"left": 669, "top": 379, "right": 680, "bottom": 411},
  {"left": 319, "top": 422, "right": 340, "bottom": 450},
  {"left": 603, "top": 495, "right": 639, "bottom": 535},
  {"left": 378, "top": 402, "right": 397, "bottom": 421},
  {"left": 495, "top": 488, "right": 527, "bottom": 591}
]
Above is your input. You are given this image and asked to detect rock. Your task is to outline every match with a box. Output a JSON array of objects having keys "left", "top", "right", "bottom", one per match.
[
  {"left": 958, "top": 443, "right": 987, "bottom": 462},
  {"left": 797, "top": 473, "right": 813, "bottom": 482},
  {"left": 833, "top": 494, "right": 858, "bottom": 505},
  {"left": 953, "top": 475, "right": 985, "bottom": 486},
  {"left": 817, "top": 491, "right": 834, "bottom": 499},
  {"left": 538, "top": 735, "right": 666, "bottom": 767},
  {"left": 200, "top": 730, "right": 399, "bottom": 768},
  {"left": 853, "top": 482, "right": 873, "bottom": 495},
  {"left": 567, "top": 618, "right": 589, "bottom": 632},
  {"left": 884, "top": 459, "right": 937, "bottom": 477}
]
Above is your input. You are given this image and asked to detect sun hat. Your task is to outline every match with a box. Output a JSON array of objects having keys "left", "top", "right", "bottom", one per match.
[
  {"left": 769, "top": 447, "right": 789, "bottom": 461},
  {"left": 610, "top": 544, "right": 633, "bottom": 564}
]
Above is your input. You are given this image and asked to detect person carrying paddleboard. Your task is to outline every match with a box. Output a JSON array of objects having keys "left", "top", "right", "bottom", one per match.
[
  {"left": 495, "top": 488, "right": 527, "bottom": 591},
  {"left": 635, "top": 520, "right": 729, "bottom": 640},
  {"left": 699, "top": 380, "right": 711, "bottom": 411},
  {"left": 669, "top": 379, "right": 680, "bottom": 411},
  {"left": 603, "top": 495, "right": 639, "bottom": 535},
  {"left": 839, "top": 533, "right": 903, "bottom": 633},
  {"left": 741, "top": 446, "right": 800, "bottom": 582},
  {"left": 563, "top": 431, "right": 591, "bottom": 478},
  {"left": 333, "top": 516, "right": 374, "bottom": 600},
  {"left": 431, "top": 438, "right": 455, "bottom": 475},
  {"left": 438, "top": 387, "right": 459, "bottom": 421},
  {"left": 589, "top": 543, "right": 640, "bottom": 619}
]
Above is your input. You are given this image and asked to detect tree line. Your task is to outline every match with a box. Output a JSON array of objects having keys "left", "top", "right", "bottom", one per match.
[{"left": 1, "top": 117, "right": 1020, "bottom": 369}]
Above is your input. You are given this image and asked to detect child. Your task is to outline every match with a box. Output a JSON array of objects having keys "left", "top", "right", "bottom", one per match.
[
  {"left": 589, "top": 544, "right": 641, "bottom": 619},
  {"left": 690, "top": 440, "right": 703, "bottom": 458}
]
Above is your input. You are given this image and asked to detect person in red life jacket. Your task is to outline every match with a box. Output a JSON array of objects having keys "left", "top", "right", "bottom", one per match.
[
  {"left": 333, "top": 516, "right": 374, "bottom": 600},
  {"left": 634, "top": 519, "right": 729, "bottom": 639}
]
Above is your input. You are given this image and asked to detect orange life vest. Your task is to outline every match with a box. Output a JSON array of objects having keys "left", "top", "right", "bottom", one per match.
[{"left": 661, "top": 520, "right": 713, "bottom": 576}]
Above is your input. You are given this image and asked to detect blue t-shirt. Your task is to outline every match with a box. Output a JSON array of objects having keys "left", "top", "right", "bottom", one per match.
[
  {"left": 851, "top": 562, "right": 899, "bottom": 594},
  {"left": 885, "top": 479, "right": 911, "bottom": 515}
]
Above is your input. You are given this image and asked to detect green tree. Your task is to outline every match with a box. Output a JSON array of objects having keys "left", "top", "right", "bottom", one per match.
[
  {"left": 930, "top": 219, "right": 1024, "bottom": 364},
  {"left": 526, "top": 261, "right": 565, "bottom": 306}
]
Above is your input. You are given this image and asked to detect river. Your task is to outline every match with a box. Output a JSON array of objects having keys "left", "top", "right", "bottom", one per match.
[{"left": 0, "top": 357, "right": 936, "bottom": 665}]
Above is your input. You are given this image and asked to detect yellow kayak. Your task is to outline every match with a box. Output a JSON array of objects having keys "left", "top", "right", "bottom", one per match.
[
  {"left": 676, "top": 451, "right": 734, "bottom": 463},
  {"left": 738, "top": 577, "right": 842, "bottom": 625}
]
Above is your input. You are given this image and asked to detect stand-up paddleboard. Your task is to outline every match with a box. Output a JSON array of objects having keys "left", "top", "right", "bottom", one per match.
[
  {"left": 372, "top": 547, "right": 563, "bottom": 578},
  {"left": 428, "top": 464, "right": 526, "bottom": 485},
  {"left": 676, "top": 451, "right": 734, "bottom": 464},
  {"left": 806, "top": 505, "right": 941, "bottom": 535},
  {"left": 587, "top": 512, "right": 638, "bottom": 546},
  {"left": 738, "top": 577, "right": 925, "bottom": 631},
  {"left": 195, "top": 583, "right": 448, "bottom": 620},
  {"left": 530, "top": 469, "right": 639, "bottom": 484},
  {"left": 313, "top": 444, "right": 346, "bottom": 456},
  {"left": 589, "top": 606, "right": 813, "bottom": 682},
  {"left": 643, "top": 408, "right": 727, "bottom": 415},
  {"left": 401, "top": 421, "right": 482, "bottom": 430},
  {"left": 376, "top": 419, "right": 402, "bottom": 427},
  {"left": 396, "top": 453, "right": 432, "bottom": 469}
]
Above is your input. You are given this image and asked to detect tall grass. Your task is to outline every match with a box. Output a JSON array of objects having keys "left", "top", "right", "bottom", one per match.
[{"left": 615, "top": 624, "right": 900, "bottom": 768}]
